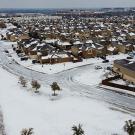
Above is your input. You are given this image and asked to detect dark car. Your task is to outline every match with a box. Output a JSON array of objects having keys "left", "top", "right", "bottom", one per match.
[
  {"left": 102, "top": 60, "right": 109, "bottom": 63},
  {"left": 4, "top": 50, "right": 9, "bottom": 53},
  {"left": 16, "top": 50, "right": 22, "bottom": 54},
  {"left": 21, "top": 57, "right": 28, "bottom": 61},
  {"left": 100, "top": 56, "right": 106, "bottom": 60},
  {"left": 127, "top": 56, "right": 133, "bottom": 59},
  {"left": 106, "top": 66, "right": 112, "bottom": 71},
  {"left": 32, "top": 60, "right": 40, "bottom": 64}
]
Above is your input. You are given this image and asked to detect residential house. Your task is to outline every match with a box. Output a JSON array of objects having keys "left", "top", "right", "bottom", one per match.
[{"left": 113, "top": 59, "right": 135, "bottom": 84}]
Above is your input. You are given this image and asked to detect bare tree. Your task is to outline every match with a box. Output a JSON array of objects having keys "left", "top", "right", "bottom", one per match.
[
  {"left": 21, "top": 128, "right": 34, "bottom": 135},
  {"left": 50, "top": 82, "right": 61, "bottom": 96},
  {"left": 19, "top": 76, "right": 27, "bottom": 87}
]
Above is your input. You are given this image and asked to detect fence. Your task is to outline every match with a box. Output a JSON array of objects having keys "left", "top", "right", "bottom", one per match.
[{"left": 102, "top": 75, "right": 135, "bottom": 92}]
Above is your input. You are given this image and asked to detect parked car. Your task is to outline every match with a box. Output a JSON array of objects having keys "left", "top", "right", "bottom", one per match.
[
  {"left": 16, "top": 50, "right": 22, "bottom": 54},
  {"left": 32, "top": 60, "right": 40, "bottom": 64},
  {"left": 21, "top": 57, "right": 28, "bottom": 61},
  {"left": 18, "top": 53, "right": 25, "bottom": 57},
  {"left": 127, "top": 56, "right": 133, "bottom": 59},
  {"left": 128, "top": 52, "right": 134, "bottom": 58},
  {"left": 100, "top": 56, "right": 106, "bottom": 60},
  {"left": 102, "top": 60, "right": 109, "bottom": 63},
  {"left": 95, "top": 65, "right": 102, "bottom": 70},
  {"left": 106, "top": 66, "right": 112, "bottom": 71},
  {"left": 4, "top": 50, "right": 9, "bottom": 53}
]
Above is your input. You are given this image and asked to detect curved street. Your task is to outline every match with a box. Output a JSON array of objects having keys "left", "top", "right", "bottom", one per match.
[{"left": 0, "top": 42, "right": 135, "bottom": 115}]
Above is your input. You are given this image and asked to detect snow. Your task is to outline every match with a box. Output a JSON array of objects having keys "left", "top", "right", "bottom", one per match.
[
  {"left": 73, "top": 40, "right": 83, "bottom": 45},
  {"left": 112, "top": 79, "right": 127, "bottom": 85},
  {"left": 107, "top": 46, "right": 116, "bottom": 52},
  {"left": 44, "top": 39, "right": 58, "bottom": 43},
  {"left": 73, "top": 54, "right": 131, "bottom": 86},
  {"left": 74, "top": 64, "right": 106, "bottom": 86},
  {"left": 57, "top": 41, "right": 71, "bottom": 46},
  {"left": 86, "top": 40, "right": 93, "bottom": 44},
  {"left": 112, "top": 38, "right": 117, "bottom": 42},
  {"left": 129, "top": 32, "right": 135, "bottom": 36},
  {"left": 41, "top": 53, "right": 69, "bottom": 59},
  {"left": 0, "top": 67, "right": 133, "bottom": 135},
  {"left": 111, "top": 79, "right": 135, "bottom": 87}
]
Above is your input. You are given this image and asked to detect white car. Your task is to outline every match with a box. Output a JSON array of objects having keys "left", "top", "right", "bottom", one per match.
[
  {"left": 7, "top": 54, "right": 12, "bottom": 57},
  {"left": 95, "top": 66, "right": 102, "bottom": 70}
]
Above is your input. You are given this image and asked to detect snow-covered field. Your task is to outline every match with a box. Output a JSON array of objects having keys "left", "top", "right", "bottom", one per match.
[
  {"left": 73, "top": 64, "right": 107, "bottom": 86},
  {"left": 0, "top": 67, "right": 134, "bottom": 135},
  {"left": 72, "top": 53, "right": 129, "bottom": 86}
]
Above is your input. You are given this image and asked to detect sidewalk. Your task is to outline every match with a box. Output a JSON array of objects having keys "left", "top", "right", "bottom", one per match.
[{"left": 100, "top": 85, "right": 135, "bottom": 97}]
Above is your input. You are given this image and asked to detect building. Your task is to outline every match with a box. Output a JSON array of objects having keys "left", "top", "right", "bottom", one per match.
[{"left": 113, "top": 59, "right": 135, "bottom": 84}]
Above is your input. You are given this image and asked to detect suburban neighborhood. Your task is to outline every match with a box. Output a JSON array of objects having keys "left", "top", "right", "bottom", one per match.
[{"left": 0, "top": 6, "right": 134, "bottom": 135}]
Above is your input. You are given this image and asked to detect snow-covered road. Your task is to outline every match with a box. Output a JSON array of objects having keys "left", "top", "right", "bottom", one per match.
[{"left": 0, "top": 42, "right": 135, "bottom": 115}]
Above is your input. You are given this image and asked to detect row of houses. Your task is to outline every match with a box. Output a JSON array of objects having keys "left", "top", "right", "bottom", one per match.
[
  {"left": 1, "top": 15, "right": 135, "bottom": 64},
  {"left": 16, "top": 37, "right": 135, "bottom": 64},
  {"left": 4, "top": 15, "right": 135, "bottom": 43}
]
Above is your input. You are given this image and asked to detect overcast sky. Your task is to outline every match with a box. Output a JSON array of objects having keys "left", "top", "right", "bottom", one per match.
[{"left": 0, "top": 0, "right": 135, "bottom": 8}]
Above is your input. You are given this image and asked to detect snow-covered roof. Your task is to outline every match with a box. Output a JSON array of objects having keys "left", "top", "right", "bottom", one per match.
[
  {"left": 129, "top": 32, "right": 135, "bottom": 36},
  {"left": 60, "top": 42, "right": 71, "bottom": 46},
  {"left": 41, "top": 53, "right": 69, "bottom": 59},
  {"left": 57, "top": 40, "right": 71, "bottom": 46},
  {"left": 86, "top": 40, "right": 93, "bottom": 44},
  {"left": 44, "top": 27, "right": 50, "bottom": 30},
  {"left": 73, "top": 41, "right": 83, "bottom": 45},
  {"left": 45, "top": 39, "right": 58, "bottom": 43},
  {"left": 30, "top": 40, "right": 38, "bottom": 45},
  {"left": 107, "top": 46, "right": 116, "bottom": 52},
  {"left": 112, "top": 38, "right": 117, "bottom": 42}
]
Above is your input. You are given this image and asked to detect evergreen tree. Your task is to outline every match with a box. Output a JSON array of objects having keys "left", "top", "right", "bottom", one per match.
[
  {"left": 124, "top": 120, "right": 135, "bottom": 135},
  {"left": 50, "top": 82, "right": 60, "bottom": 96},
  {"left": 21, "top": 128, "right": 33, "bottom": 135},
  {"left": 31, "top": 80, "right": 41, "bottom": 92},
  {"left": 72, "top": 124, "right": 85, "bottom": 135}
]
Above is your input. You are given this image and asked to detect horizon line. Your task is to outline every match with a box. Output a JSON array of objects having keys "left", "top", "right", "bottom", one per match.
[{"left": 0, "top": 7, "right": 135, "bottom": 9}]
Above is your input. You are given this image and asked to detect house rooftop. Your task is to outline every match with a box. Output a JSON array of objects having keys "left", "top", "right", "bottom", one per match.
[
  {"left": 114, "top": 59, "right": 135, "bottom": 72},
  {"left": 114, "top": 59, "right": 130, "bottom": 65},
  {"left": 124, "top": 62, "right": 135, "bottom": 72}
]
